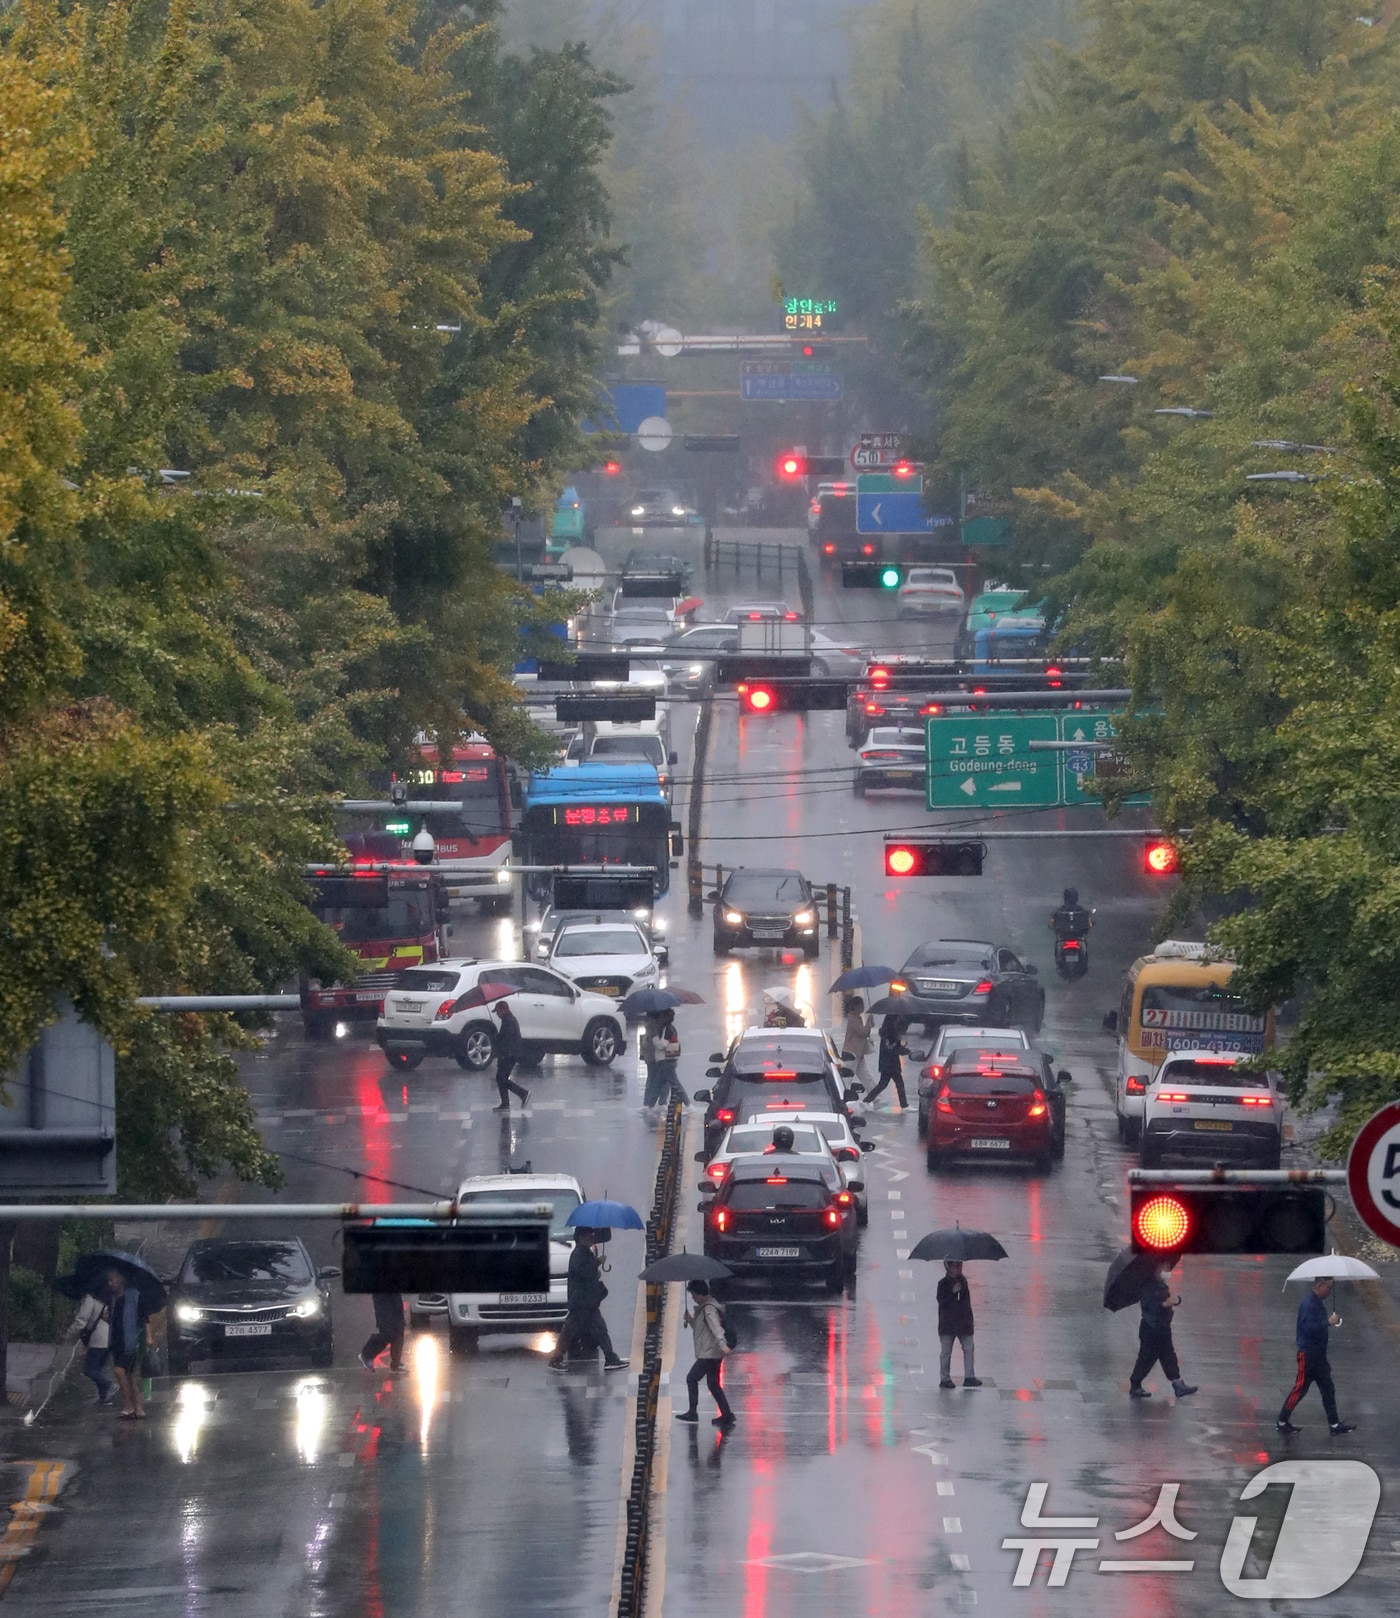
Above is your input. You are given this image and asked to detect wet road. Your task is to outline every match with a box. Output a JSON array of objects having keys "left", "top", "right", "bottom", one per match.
[{"left": 7, "top": 526, "right": 1400, "bottom": 1616}]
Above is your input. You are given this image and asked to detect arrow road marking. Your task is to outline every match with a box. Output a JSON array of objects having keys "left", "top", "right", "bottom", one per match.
[{"left": 913, "top": 1444, "right": 949, "bottom": 1465}]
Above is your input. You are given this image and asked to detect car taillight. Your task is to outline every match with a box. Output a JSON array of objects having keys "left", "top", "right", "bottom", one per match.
[
  {"left": 972, "top": 980, "right": 994, "bottom": 995},
  {"left": 707, "top": 1163, "right": 727, "bottom": 1182},
  {"left": 835, "top": 1191, "right": 852, "bottom": 1207},
  {"left": 889, "top": 979, "right": 908, "bottom": 994},
  {"left": 713, "top": 1207, "right": 729, "bottom": 1233},
  {"left": 716, "top": 1109, "right": 735, "bottom": 1124},
  {"left": 922, "top": 1062, "right": 944, "bottom": 1081},
  {"left": 433, "top": 999, "right": 457, "bottom": 1021},
  {"left": 935, "top": 1084, "right": 954, "bottom": 1115},
  {"left": 1029, "top": 1089, "right": 1047, "bottom": 1117},
  {"left": 1125, "top": 1076, "right": 1146, "bottom": 1095},
  {"left": 823, "top": 542, "right": 835, "bottom": 555},
  {"left": 766, "top": 1176, "right": 789, "bottom": 1184},
  {"left": 1157, "top": 1091, "right": 1189, "bottom": 1103},
  {"left": 1240, "top": 1094, "right": 1273, "bottom": 1107},
  {"left": 824, "top": 1208, "right": 841, "bottom": 1228}
]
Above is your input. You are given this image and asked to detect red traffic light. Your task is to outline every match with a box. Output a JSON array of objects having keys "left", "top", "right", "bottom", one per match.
[
  {"left": 1133, "top": 1194, "right": 1191, "bottom": 1252},
  {"left": 892, "top": 460, "right": 918, "bottom": 479},
  {"left": 739, "top": 683, "right": 776, "bottom": 714},
  {"left": 602, "top": 459, "right": 621, "bottom": 476},
  {"left": 801, "top": 344, "right": 815, "bottom": 357},
  {"left": 886, "top": 845, "right": 918, "bottom": 876},
  {"left": 883, "top": 841, "right": 985, "bottom": 877},
  {"left": 1144, "top": 838, "right": 1180, "bottom": 876},
  {"left": 776, "top": 451, "right": 808, "bottom": 481}
]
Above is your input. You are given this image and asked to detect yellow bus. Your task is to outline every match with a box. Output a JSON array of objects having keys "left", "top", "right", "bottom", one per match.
[{"left": 1108, "top": 941, "right": 1271, "bottom": 1145}]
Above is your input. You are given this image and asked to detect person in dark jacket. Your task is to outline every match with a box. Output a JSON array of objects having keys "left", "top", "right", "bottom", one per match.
[
  {"left": 864, "top": 1016, "right": 910, "bottom": 1108},
  {"left": 547, "top": 1229, "right": 628, "bottom": 1371},
  {"left": 492, "top": 1000, "right": 530, "bottom": 1112},
  {"left": 1277, "top": 1277, "right": 1354, "bottom": 1434},
  {"left": 936, "top": 1260, "right": 980, "bottom": 1388},
  {"left": 360, "top": 1291, "right": 405, "bottom": 1371},
  {"left": 106, "top": 1268, "right": 153, "bottom": 1420},
  {"left": 1129, "top": 1259, "right": 1197, "bottom": 1399}
]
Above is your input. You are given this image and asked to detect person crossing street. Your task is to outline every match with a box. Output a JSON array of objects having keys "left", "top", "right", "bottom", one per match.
[
  {"left": 1278, "top": 1278, "right": 1355, "bottom": 1435},
  {"left": 864, "top": 1015, "right": 910, "bottom": 1109},
  {"left": 492, "top": 999, "right": 531, "bottom": 1112},
  {"left": 1128, "top": 1258, "right": 1196, "bottom": 1400}
]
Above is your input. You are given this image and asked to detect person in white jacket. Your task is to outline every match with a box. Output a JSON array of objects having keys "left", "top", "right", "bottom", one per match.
[
  {"left": 69, "top": 1292, "right": 115, "bottom": 1406},
  {"left": 676, "top": 1280, "right": 735, "bottom": 1427}
]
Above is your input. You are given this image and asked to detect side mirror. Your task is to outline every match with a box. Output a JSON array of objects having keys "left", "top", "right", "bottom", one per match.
[
  {"left": 669, "top": 830, "right": 684, "bottom": 857},
  {"left": 1103, "top": 1010, "right": 1119, "bottom": 1033},
  {"left": 1057, "top": 1069, "right": 1073, "bottom": 1086},
  {"left": 318, "top": 1266, "right": 342, "bottom": 1281},
  {"left": 860, "top": 1140, "right": 875, "bottom": 1153},
  {"left": 668, "top": 751, "right": 679, "bottom": 766},
  {"left": 697, "top": 1181, "right": 716, "bottom": 1195},
  {"left": 696, "top": 1202, "right": 709, "bottom": 1214},
  {"left": 1025, "top": 963, "right": 1039, "bottom": 976},
  {"left": 839, "top": 1049, "right": 854, "bottom": 1062},
  {"left": 706, "top": 1066, "right": 723, "bottom": 1080},
  {"left": 445, "top": 924, "right": 455, "bottom": 937},
  {"left": 850, "top": 1115, "right": 868, "bottom": 1130},
  {"left": 694, "top": 1151, "right": 706, "bottom": 1162},
  {"left": 693, "top": 1089, "right": 712, "bottom": 1104},
  {"left": 709, "top": 1051, "right": 725, "bottom": 1063},
  {"left": 509, "top": 780, "right": 523, "bottom": 808},
  {"left": 655, "top": 946, "right": 669, "bottom": 965},
  {"left": 705, "top": 891, "right": 720, "bottom": 902},
  {"left": 838, "top": 1066, "right": 855, "bottom": 1079},
  {"left": 846, "top": 1180, "right": 865, "bottom": 1195}
]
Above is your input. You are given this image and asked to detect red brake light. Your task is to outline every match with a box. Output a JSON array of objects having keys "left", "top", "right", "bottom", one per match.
[
  {"left": 716, "top": 1109, "right": 735, "bottom": 1124},
  {"left": 433, "top": 999, "right": 457, "bottom": 1021},
  {"left": 1157, "top": 1091, "right": 1189, "bottom": 1103},
  {"left": 784, "top": 612, "right": 799, "bottom": 621},
  {"left": 835, "top": 1191, "right": 852, "bottom": 1207},
  {"left": 1029, "top": 1089, "right": 1047, "bottom": 1117},
  {"left": 921, "top": 703, "right": 942, "bottom": 715},
  {"left": 823, "top": 542, "right": 835, "bottom": 554},
  {"left": 707, "top": 1163, "right": 727, "bottom": 1182},
  {"left": 1240, "top": 1094, "right": 1273, "bottom": 1106},
  {"left": 824, "top": 1208, "right": 841, "bottom": 1228},
  {"left": 935, "top": 1084, "right": 953, "bottom": 1114},
  {"left": 888, "top": 978, "right": 909, "bottom": 993},
  {"left": 763, "top": 1069, "right": 797, "bottom": 1079},
  {"left": 713, "top": 1207, "right": 729, "bottom": 1232},
  {"left": 766, "top": 1176, "right": 788, "bottom": 1184},
  {"left": 972, "top": 980, "right": 994, "bottom": 995},
  {"left": 1125, "top": 1076, "right": 1146, "bottom": 1095}
]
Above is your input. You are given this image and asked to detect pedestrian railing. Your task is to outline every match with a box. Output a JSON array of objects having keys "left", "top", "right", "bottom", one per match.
[
  {"left": 702, "top": 534, "right": 815, "bottom": 619},
  {"left": 617, "top": 1093, "right": 685, "bottom": 1618}
]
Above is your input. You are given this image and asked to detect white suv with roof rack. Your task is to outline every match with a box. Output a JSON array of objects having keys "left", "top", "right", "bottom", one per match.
[{"left": 1140, "top": 1049, "right": 1282, "bottom": 1168}]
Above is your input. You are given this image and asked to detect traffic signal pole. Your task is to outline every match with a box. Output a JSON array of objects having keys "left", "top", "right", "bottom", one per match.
[{"left": 1131, "top": 1169, "right": 1345, "bottom": 1185}]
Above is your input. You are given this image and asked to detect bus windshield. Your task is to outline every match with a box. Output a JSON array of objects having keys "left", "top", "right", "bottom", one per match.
[
  {"left": 1137, "top": 982, "right": 1266, "bottom": 1054},
  {"left": 405, "top": 763, "right": 508, "bottom": 837},
  {"left": 318, "top": 891, "right": 428, "bottom": 943}
]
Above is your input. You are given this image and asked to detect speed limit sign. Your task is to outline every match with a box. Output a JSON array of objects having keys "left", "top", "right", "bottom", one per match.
[{"left": 1346, "top": 1101, "right": 1400, "bottom": 1246}]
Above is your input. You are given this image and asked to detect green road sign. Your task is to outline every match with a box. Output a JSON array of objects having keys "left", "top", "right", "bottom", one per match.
[
  {"left": 857, "top": 472, "right": 923, "bottom": 494},
  {"left": 1061, "top": 711, "right": 1150, "bottom": 806},
  {"left": 926, "top": 714, "right": 1060, "bottom": 809}
]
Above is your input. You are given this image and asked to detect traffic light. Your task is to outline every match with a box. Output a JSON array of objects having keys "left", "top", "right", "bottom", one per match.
[
  {"left": 883, "top": 840, "right": 986, "bottom": 877},
  {"left": 1144, "top": 837, "right": 1180, "bottom": 876},
  {"left": 601, "top": 459, "right": 621, "bottom": 476},
  {"left": 891, "top": 460, "right": 920, "bottom": 479},
  {"left": 1129, "top": 1186, "right": 1326, "bottom": 1256},
  {"left": 737, "top": 679, "right": 849, "bottom": 714},
  {"left": 776, "top": 450, "right": 847, "bottom": 480},
  {"left": 776, "top": 451, "right": 808, "bottom": 480},
  {"left": 842, "top": 561, "right": 904, "bottom": 589}
]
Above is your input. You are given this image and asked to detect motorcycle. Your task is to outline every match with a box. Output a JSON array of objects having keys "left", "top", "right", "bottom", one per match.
[{"left": 1052, "top": 906, "right": 1095, "bottom": 979}]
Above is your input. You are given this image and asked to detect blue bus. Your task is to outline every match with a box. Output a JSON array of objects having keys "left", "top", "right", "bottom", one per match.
[
  {"left": 519, "top": 762, "right": 680, "bottom": 897},
  {"left": 971, "top": 614, "right": 1049, "bottom": 675}
]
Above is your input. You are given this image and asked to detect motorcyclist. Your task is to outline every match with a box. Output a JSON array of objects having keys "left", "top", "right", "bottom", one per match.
[{"left": 1050, "top": 887, "right": 1093, "bottom": 942}]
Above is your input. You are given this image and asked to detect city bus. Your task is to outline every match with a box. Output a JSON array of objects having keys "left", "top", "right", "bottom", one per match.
[
  {"left": 392, "top": 741, "right": 515, "bottom": 914},
  {"left": 518, "top": 762, "right": 681, "bottom": 899},
  {"left": 1107, "top": 940, "right": 1272, "bottom": 1145}
]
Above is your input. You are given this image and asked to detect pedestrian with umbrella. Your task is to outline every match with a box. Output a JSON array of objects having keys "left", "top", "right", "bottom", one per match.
[
  {"left": 651, "top": 1009, "right": 689, "bottom": 1107},
  {"left": 840, "top": 995, "right": 874, "bottom": 1087},
  {"left": 1128, "top": 1257, "right": 1197, "bottom": 1401},
  {"left": 676, "top": 1280, "right": 735, "bottom": 1428},
  {"left": 547, "top": 1228, "right": 628, "bottom": 1372},
  {"left": 911, "top": 1227, "right": 1007, "bottom": 1388},
  {"left": 1276, "top": 1256, "right": 1370, "bottom": 1435},
  {"left": 104, "top": 1264, "right": 157, "bottom": 1419},
  {"left": 864, "top": 1015, "right": 910, "bottom": 1109},
  {"left": 491, "top": 998, "right": 530, "bottom": 1113}
]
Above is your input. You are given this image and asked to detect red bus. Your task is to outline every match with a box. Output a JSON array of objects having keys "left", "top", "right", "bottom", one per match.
[{"left": 394, "top": 742, "right": 516, "bottom": 914}]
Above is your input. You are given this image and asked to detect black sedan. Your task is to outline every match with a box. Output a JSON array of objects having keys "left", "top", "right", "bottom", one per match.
[
  {"left": 712, "top": 867, "right": 821, "bottom": 958},
  {"left": 888, "top": 939, "right": 1045, "bottom": 1033},
  {"left": 701, "top": 1160, "right": 857, "bottom": 1291},
  {"left": 166, "top": 1238, "right": 338, "bottom": 1373}
]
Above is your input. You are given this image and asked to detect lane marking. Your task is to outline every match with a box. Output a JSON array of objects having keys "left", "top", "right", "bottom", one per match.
[{"left": 0, "top": 1461, "right": 69, "bottom": 1596}]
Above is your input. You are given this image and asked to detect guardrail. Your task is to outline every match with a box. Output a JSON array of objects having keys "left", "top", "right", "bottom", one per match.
[
  {"left": 686, "top": 696, "right": 715, "bottom": 917},
  {"left": 702, "top": 534, "right": 815, "bottom": 618},
  {"left": 617, "top": 1092, "right": 685, "bottom": 1618}
]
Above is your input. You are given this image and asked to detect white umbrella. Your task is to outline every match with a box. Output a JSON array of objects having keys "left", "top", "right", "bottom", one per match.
[{"left": 1283, "top": 1253, "right": 1382, "bottom": 1287}]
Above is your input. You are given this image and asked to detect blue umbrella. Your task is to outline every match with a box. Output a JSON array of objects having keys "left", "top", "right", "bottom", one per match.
[
  {"left": 567, "top": 1199, "right": 644, "bottom": 1231},
  {"left": 618, "top": 986, "right": 704, "bottom": 1018},
  {"left": 830, "top": 965, "right": 898, "bottom": 992}
]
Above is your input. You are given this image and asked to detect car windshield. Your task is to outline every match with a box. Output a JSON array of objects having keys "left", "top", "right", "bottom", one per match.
[
  {"left": 725, "top": 1179, "right": 828, "bottom": 1209},
  {"left": 725, "top": 1125, "right": 825, "bottom": 1155},
  {"left": 907, "top": 570, "right": 955, "bottom": 586},
  {"left": 612, "top": 610, "right": 671, "bottom": 626},
  {"left": 1158, "top": 1061, "right": 1268, "bottom": 1088},
  {"left": 590, "top": 736, "right": 664, "bottom": 762},
  {"left": 553, "top": 928, "right": 644, "bottom": 957},
  {"left": 458, "top": 1188, "right": 581, "bottom": 1239},
  {"left": 725, "top": 872, "right": 807, "bottom": 904},
  {"left": 908, "top": 945, "right": 990, "bottom": 968},
  {"left": 395, "top": 968, "right": 462, "bottom": 993},
  {"left": 318, "top": 891, "right": 428, "bottom": 944},
  {"left": 938, "top": 1030, "right": 1026, "bottom": 1055},
  {"left": 183, "top": 1243, "right": 312, "bottom": 1284},
  {"left": 945, "top": 1070, "right": 1038, "bottom": 1094}
]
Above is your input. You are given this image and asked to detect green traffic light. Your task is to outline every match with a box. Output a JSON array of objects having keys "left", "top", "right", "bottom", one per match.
[{"left": 879, "top": 566, "right": 901, "bottom": 589}]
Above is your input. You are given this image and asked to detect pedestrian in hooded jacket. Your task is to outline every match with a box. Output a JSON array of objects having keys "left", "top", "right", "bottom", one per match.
[{"left": 675, "top": 1281, "right": 734, "bottom": 1427}]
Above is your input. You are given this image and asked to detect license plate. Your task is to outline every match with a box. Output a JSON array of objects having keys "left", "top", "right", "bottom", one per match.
[
  {"left": 357, "top": 991, "right": 383, "bottom": 1002},
  {"left": 498, "top": 1293, "right": 549, "bottom": 1305},
  {"left": 920, "top": 980, "right": 959, "bottom": 994},
  {"left": 755, "top": 1246, "right": 800, "bottom": 1259},
  {"left": 968, "top": 1138, "right": 1011, "bottom": 1150},
  {"left": 1194, "top": 1120, "right": 1233, "bottom": 1131},
  {"left": 886, "top": 770, "right": 917, "bottom": 780},
  {"left": 397, "top": 1000, "right": 423, "bottom": 1012},
  {"left": 595, "top": 986, "right": 622, "bottom": 997},
  {"left": 224, "top": 1322, "right": 274, "bottom": 1337},
  {"left": 752, "top": 931, "right": 785, "bottom": 940}
]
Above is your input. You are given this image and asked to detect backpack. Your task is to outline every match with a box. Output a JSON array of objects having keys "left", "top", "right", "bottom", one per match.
[{"left": 720, "top": 1305, "right": 738, "bottom": 1351}]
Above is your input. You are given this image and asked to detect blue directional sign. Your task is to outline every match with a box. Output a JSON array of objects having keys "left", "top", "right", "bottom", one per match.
[
  {"left": 740, "top": 360, "right": 843, "bottom": 402},
  {"left": 856, "top": 491, "right": 954, "bottom": 535}
]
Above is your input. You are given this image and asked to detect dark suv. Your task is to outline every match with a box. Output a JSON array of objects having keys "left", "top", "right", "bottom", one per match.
[
  {"left": 693, "top": 1029, "right": 861, "bottom": 1159},
  {"left": 891, "top": 939, "right": 1045, "bottom": 1033},
  {"left": 712, "top": 868, "right": 820, "bottom": 957},
  {"left": 702, "top": 1160, "right": 857, "bottom": 1290}
]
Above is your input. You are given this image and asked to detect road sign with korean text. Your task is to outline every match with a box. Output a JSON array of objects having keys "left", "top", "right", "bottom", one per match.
[{"left": 925, "top": 715, "right": 1060, "bottom": 809}]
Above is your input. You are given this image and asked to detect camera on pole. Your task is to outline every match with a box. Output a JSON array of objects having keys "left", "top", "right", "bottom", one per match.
[{"left": 412, "top": 827, "right": 436, "bottom": 866}]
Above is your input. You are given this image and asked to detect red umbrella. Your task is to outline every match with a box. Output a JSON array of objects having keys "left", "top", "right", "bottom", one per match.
[
  {"left": 453, "top": 981, "right": 519, "bottom": 1012},
  {"left": 674, "top": 596, "right": 704, "bottom": 618}
]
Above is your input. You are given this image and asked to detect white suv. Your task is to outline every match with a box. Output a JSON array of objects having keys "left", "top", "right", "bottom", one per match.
[
  {"left": 1140, "top": 1049, "right": 1282, "bottom": 1169},
  {"left": 375, "top": 959, "right": 625, "bottom": 1072}
]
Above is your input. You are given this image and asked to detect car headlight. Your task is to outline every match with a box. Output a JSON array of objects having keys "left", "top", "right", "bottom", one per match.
[
  {"left": 495, "top": 868, "right": 511, "bottom": 884},
  {"left": 174, "top": 1304, "right": 204, "bottom": 1324},
  {"left": 672, "top": 506, "right": 686, "bottom": 517},
  {"left": 688, "top": 663, "right": 704, "bottom": 676},
  {"left": 290, "top": 1297, "right": 322, "bottom": 1319},
  {"left": 724, "top": 911, "right": 744, "bottom": 925},
  {"left": 631, "top": 507, "right": 645, "bottom": 517},
  {"left": 793, "top": 909, "right": 815, "bottom": 926}
]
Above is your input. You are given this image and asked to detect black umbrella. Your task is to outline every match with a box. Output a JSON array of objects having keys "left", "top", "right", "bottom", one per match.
[
  {"left": 830, "top": 965, "right": 898, "bottom": 992},
  {"left": 638, "top": 1250, "right": 733, "bottom": 1283},
  {"left": 865, "top": 995, "right": 913, "bottom": 1017},
  {"left": 910, "top": 1228, "right": 1009, "bottom": 1263},
  {"left": 54, "top": 1249, "right": 168, "bottom": 1312},
  {"left": 1103, "top": 1247, "right": 1171, "bottom": 1312}
]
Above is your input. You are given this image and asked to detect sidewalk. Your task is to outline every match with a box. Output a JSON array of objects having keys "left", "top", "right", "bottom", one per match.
[{"left": 5, "top": 1343, "right": 61, "bottom": 1406}]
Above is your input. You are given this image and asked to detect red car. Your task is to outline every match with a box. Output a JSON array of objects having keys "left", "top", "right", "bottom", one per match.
[{"left": 926, "top": 1058, "right": 1055, "bottom": 1172}]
